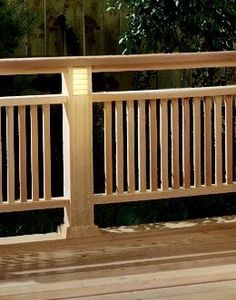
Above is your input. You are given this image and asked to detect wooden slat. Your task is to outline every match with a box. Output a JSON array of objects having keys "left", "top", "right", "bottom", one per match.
[
  {"left": 149, "top": 100, "right": 158, "bottom": 191},
  {"left": 0, "top": 94, "right": 67, "bottom": 107},
  {"left": 138, "top": 100, "right": 146, "bottom": 192},
  {"left": 104, "top": 102, "right": 113, "bottom": 195},
  {"left": 0, "top": 51, "right": 235, "bottom": 74},
  {"left": 0, "top": 108, "right": 2, "bottom": 203},
  {"left": 214, "top": 96, "right": 223, "bottom": 185},
  {"left": 204, "top": 97, "right": 212, "bottom": 186},
  {"left": 127, "top": 101, "right": 135, "bottom": 193},
  {"left": 193, "top": 98, "right": 201, "bottom": 187},
  {"left": 225, "top": 95, "right": 233, "bottom": 184},
  {"left": 43, "top": 105, "right": 51, "bottom": 200},
  {"left": 6, "top": 106, "right": 15, "bottom": 203},
  {"left": 30, "top": 105, "right": 39, "bottom": 201},
  {"left": 18, "top": 106, "right": 27, "bottom": 202},
  {"left": 171, "top": 99, "right": 180, "bottom": 189},
  {"left": 115, "top": 102, "right": 124, "bottom": 193},
  {"left": 182, "top": 98, "right": 191, "bottom": 188},
  {"left": 160, "top": 99, "right": 168, "bottom": 190},
  {"left": 92, "top": 86, "right": 236, "bottom": 102}
]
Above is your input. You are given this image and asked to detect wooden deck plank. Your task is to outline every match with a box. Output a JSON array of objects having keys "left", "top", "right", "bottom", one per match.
[{"left": 0, "top": 221, "right": 236, "bottom": 299}]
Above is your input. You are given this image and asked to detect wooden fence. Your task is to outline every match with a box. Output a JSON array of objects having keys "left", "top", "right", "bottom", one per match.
[{"left": 0, "top": 51, "right": 235, "bottom": 238}]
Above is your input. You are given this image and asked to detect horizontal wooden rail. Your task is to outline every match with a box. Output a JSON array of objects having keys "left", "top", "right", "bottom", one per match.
[
  {"left": 0, "top": 51, "right": 235, "bottom": 75},
  {"left": 93, "top": 86, "right": 236, "bottom": 102},
  {"left": 0, "top": 198, "right": 70, "bottom": 213},
  {"left": 93, "top": 184, "right": 236, "bottom": 204},
  {"left": 0, "top": 94, "right": 67, "bottom": 107}
]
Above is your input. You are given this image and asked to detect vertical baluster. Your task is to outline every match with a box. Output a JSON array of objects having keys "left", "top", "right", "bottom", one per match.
[
  {"left": 115, "top": 101, "right": 124, "bottom": 193},
  {"left": 225, "top": 95, "right": 233, "bottom": 184},
  {"left": 0, "top": 107, "right": 2, "bottom": 203},
  {"left": 138, "top": 100, "right": 146, "bottom": 192},
  {"left": 104, "top": 102, "right": 113, "bottom": 194},
  {"left": 7, "top": 106, "right": 14, "bottom": 203},
  {"left": 127, "top": 101, "right": 135, "bottom": 193},
  {"left": 204, "top": 97, "right": 212, "bottom": 186},
  {"left": 160, "top": 99, "right": 168, "bottom": 190},
  {"left": 43, "top": 104, "right": 51, "bottom": 200},
  {"left": 214, "top": 96, "right": 223, "bottom": 185},
  {"left": 18, "top": 106, "right": 27, "bottom": 202},
  {"left": 183, "top": 98, "right": 190, "bottom": 188},
  {"left": 31, "top": 105, "right": 39, "bottom": 201},
  {"left": 193, "top": 97, "right": 201, "bottom": 187},
  {"left": 149, "top": 100, "right": 158, "bottom": 191},
  {"left": 171, "top": 99, "right": 180, "bottom": 189}
]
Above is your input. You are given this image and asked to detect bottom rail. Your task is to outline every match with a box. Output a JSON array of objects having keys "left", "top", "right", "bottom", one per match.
[
  {"left": 93, "top": 184, "right": 236, "bottom": 204},
  {"left": 0, "top": 198, "right": 70, "bottom": 213}
]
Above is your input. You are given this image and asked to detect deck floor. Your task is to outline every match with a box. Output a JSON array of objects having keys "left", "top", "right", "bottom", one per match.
[{"left": 0, "top": 220, "right": 236, "bottom": 299}]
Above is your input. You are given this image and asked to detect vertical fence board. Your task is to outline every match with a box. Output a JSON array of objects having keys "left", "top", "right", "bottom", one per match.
[
  {"left": 115, "top": 101, "right": 124, "bottom": 193},
  {"left": 62, "top": 72, "right": 71, "bottom": 199},
  {"left": 18, "top": 106, "right": 27, "bottom": 202},
  {"left": 214, "top": 96, "right": 223, "bottom": 185},
  {"left": 193, "top": 97, "right": 201, "bottom": 187},
  {"left": 183, "top": 98, "right": 191, "bottom": 188},
  {"left": 160, "top": 99, "right": 168, "bottom": 190},
  {"left": 171, "top": 99, "right": 180, "bottom": 189},
  {"left": 149, "top": 100, "right": 158, "bottom": 191},
  {"left": 204, "top": 97, "right": 212, "bottom": 186},
  {"left": 30, "top": 105, "right": 39, "bottom": 201},
  {"left": 138, "top": 100, "right": 146, "bottom": 192},
  {"left": 127, "top": 101, "right": 135, "bottom": 192},
  {"left": 225, "top": 95, "right": 233, "bottom": 184},
  {"left": 43, "top": 104, "right": 51, "bottom": 200},
  {"left": 0, "top": 108, "right": 2, "bottom": 203},
  {"left": 104, "top": 102, "right": 113, "bottom": 194},
  {"left": 7, "top": 106, "right": 14, "bottom": 203}
]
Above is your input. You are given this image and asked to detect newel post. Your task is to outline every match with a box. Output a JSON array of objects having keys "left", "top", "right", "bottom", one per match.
[{"left": 62, "top": 66, "right": 100, "bottom": 238}]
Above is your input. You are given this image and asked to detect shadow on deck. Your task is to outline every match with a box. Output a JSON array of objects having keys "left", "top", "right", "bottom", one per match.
[{"left": 0, "top": 218, "right": 236, "bottom": 299}]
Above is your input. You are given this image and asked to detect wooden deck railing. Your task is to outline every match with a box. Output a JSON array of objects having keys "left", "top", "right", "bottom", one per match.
[{"left": 0, "top": 51, "right": 235, "bottom": 238}]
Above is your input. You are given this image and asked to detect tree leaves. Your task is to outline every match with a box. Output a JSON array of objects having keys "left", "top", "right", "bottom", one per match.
[{"left": 107, "top": 0, "right": 236, "bottom": 54}]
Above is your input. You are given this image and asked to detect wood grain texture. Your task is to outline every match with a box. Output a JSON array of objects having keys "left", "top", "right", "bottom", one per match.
[
  {"left": 127, "top": 101, "right": 135, "bottom": 193},
  {"left": 43, "top": 105, "right": 51, "bottom": 200},
  {"left": 193, "top": 98, "right": 201, "bottom": 187},
  {"left": 6, "top": 106, "right": 15, "bottom": 203},
  {"left": 18, "top": 106, "right": 27, "bottom": 202},
  {"left": 115, "top": 102, "right": 124, "bottom": 193},
  {"left": 171, "top": 99, "right": 180, "bottom": 189},
  {"left": 93, "top": 86, "right": 236, "bottom": 102},
  {"left": 182, "top": 98, "right": 191, "bottom": 188},
  {"left": 204, "top": 97, "right": 212, "bottom": 186},
  {"left": 1, "top": 221, "right": 236, "bottom": 299},
  {"left": 138, "top": 100, "right": 146, "bottom": 192},
  {"left": 30, "top": 105, "right": 39, "bottom": 201},
  {"left": 104, "top": 102, "right": 113, "bottom": 195},
  {"left": 214, "top": 96, "right": 223, "bottom": 185},
  {"left": 225, "top": 95, "right": 233, "bottom": 184},
  {"left": 149, "top": 100, "right": 158, "bottom": 191},
  {"left": 0, "top": 51, "right": 235, "bottom": 74},
  {"left": 160, "top": 99, "right": 168, "bottom": 190}
]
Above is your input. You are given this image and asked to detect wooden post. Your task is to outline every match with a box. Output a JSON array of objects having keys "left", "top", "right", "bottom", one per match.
[{"left": 62, "top": 67, "right": 99, "bottom": 238}]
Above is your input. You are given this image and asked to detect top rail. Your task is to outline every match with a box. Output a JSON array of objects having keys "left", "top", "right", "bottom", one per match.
[
  {"left": 0, "top": 51, "right": 235, "bottom": 75},
  {"left": 0, "top": 94, "right": 67, "bottom": 107},
  {"left": 93, "top": 85, "right": 236, "bottom": 102}
]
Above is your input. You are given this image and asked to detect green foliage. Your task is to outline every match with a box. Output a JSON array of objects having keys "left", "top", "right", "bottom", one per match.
[
  {"left": 107, "top": 0, "right": 236, "bottom": 54},
  {"left": 0, "top": 0, "right": 35, "bottom": 58}
]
